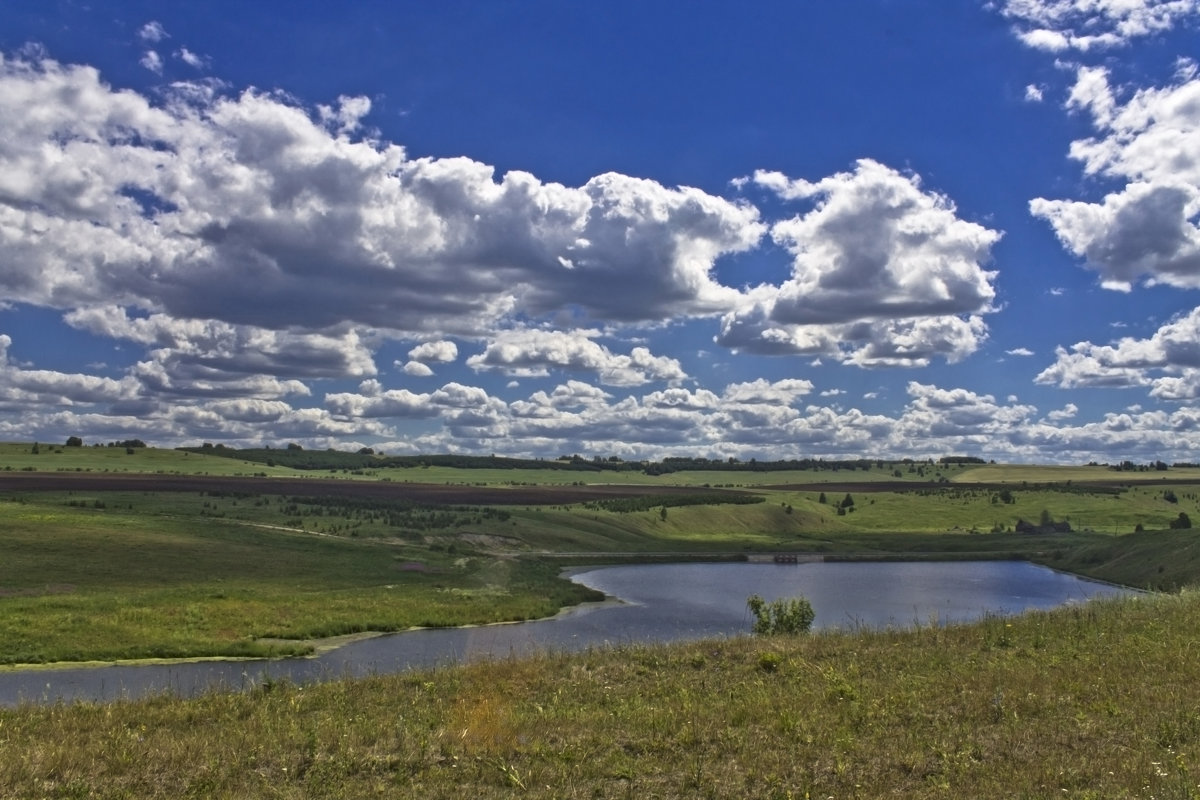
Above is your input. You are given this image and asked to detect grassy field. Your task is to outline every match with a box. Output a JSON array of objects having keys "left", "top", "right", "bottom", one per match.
[
  {"left": 956, "top": 462, "right": 1200, "bottom": 484},
  {"left": 0, "top": 493, "right": 600, "bottom": 664},
  {"left": 2, "top": 444, "right": 1200, "bottom": 667},
  {"left": 4, "top": 590, "right": 1200, "bottom": 798},
  {"left": 0, "top": 443, "right": 295, "bottom": 477}
]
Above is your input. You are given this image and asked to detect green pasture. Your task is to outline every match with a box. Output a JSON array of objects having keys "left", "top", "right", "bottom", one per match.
[
  {"left": 0, "top": 495, "right": 599, "bottom": 665},
  {"left": 771, "top": 482, "right": 1200, "bottom": 535},
  {"left": 3, "top": 445, "right": 1200, "bottom": 665},
  {"left": 956, "top": 462, "right": 1200, "bottom": 484},
  {"left": 0, "top": 443, "right": 295, "bottom": 477}
]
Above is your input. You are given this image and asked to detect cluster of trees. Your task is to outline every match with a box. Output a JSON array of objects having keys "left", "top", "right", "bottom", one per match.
[
  {"left": 1101, "top": 460, "right": 1171, "bottom": 472},
  {"left": 61, "top": 437, "right": 146, "bottom": 449}
]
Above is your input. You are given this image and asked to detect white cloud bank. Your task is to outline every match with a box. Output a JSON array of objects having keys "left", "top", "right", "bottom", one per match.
[
  {"left": 0, "top": 53, "right": 764, "bottom": 338},
  {"left": 0, "top": 52, "right": 1004, "bottom": 375},
  {"left": 1000, "top": 0, "right": 1200, "bottom": 51},
  {"left": 8, "top": 47, "right": 1187, "bottom": 463},
  {"left": 466, "top": 329, "right": 687, "bottom": 386},
  {"left": 719, "top": 160, "right": 1000, "bottom": 366},
  {"left": 1036, "top": 305, "right": 1200, "bottom": 399},
  {"left": 1031, "top": 66, "right": 1200, "bottom": 291}
]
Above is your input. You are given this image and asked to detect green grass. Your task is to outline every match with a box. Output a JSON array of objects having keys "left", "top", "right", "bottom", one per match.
[
  {"left": 0, "top": 443, "right": 297, "bottom": 477},
  {"left": 4, "top": 591, "right": 1200, "bottom": 798},
  {"left": 4, "top": 469, "right": 1200, "bottom": 664},
  {"left": 956, "top": 462, "right": 1200, "bottom": 484},
  {"left": 0, "top": 495, "right": 599, "bottom": 664}
]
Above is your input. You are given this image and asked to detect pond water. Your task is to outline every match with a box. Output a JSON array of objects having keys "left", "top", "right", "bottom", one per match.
[{"left": 0, "top": 560, "right": 1132, "bottom": 706}]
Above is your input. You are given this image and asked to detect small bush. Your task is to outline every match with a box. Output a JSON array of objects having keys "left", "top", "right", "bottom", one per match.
[
  {"left": 757, "top": 651, "right": 782, "bottom": 672},
  {"left": 747, "top": 594, "right": 815, "bottom": 635}
]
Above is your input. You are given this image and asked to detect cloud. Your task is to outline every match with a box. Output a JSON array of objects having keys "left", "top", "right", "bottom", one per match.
[
  {"left": 176, "top": 48, "right": 207, "bottom": 69},
  {"left": 722, "top": 378, "right": 814, "bottom": 405},
  {"left": 1025, "top": 84, "right": 1045, "bottom": 102},
  {"left": 401, "top": 361, "right": 434, "bottom": 377},
  {"left": 0, "top": 52, "right": 764, "bottom": 343},
  {"left": 63, "top": 306, "right": 376, "bottom": 383},
  {"left": 999, "top": 0, "right": 1200, "bottom": 51},
  {"left": 399, "top": 340, "right": 457, "bottom": 376},
  {"left": 1031, "top": 67, "right": 1200, "bottom": 290},
  {"left": 717, "top": 160, "right": 999, "bottom": 366},
  {"left": 1007, "top": 347, "right": 1035, "bottom": 356},
  {"left": 138, "top": 22, "right": 169, "bottom": 43},
  {"left": 1036, "top": 306, "right": 1200, "bottom": 397},
  {"left": 140, "top": 51, "right": 163, "bottom": 74},
  {"left": 0, "top": 334, "right": 140, "bottom": 407},
  {"left": 1045, "top": 403, "right": 1079, "bottom": 421},
  {"left": 898, "top": 382, "right": 1037, "bottom": 439},
  {"left": 408, "top": 340, "right": 458, "bottom": 364},
  {"left": 325, "top": 387, "right": 438, "bottom": 418},
  {"left": 466, "top": 328, "right": 687, "bottom": 386}
]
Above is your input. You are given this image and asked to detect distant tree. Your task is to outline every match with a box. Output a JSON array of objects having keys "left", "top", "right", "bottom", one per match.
[
  {"left": 357, "top": 447, "right": 375, "bottom": 455},
  {"left": 286, "top": 443, "right": 303, "bottom": 451},
  {"left": 30, "top": 442, "right": 39, "bottom": 454},
  {"left": 1164, "top": 489, "right": 1178, "bottom": 504},
  {"left": 1170, "top": 512, "right": 1192, "bottom": 530},
  {"left": 818, "top": 492, "right": 827, "bottom": 504},
  {"left": 64, "top": 436, "right": 83, "bottom": 447},
  {"left": 659, "top": 506, "right": 668, "bottom": 522},
  {"left": 841, "top": 493, "right": 855, "bottom": 509},
  {"left": 1039, "top": 509, "right": 1054, "bottom": 527}
]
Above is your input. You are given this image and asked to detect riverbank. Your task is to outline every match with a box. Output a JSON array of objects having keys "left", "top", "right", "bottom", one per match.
[
  {"left": 3, "top": 589, "right": 1196, "bottom": 798},
  {"left": 0, "top": 550, "right": 1126, "bottom": 675}
]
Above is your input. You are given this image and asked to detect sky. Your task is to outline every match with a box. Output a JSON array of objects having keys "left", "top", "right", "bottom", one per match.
[{"left": 1, "top": 0, "right": 1199, "bottom": 464}]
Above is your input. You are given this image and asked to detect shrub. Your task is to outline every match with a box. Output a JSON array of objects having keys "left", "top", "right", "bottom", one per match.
[
  {"left": 747, "top": 594, "right": 815, "bottom": 636},
  {"left": 757, "top": 651, "right": 782, "bottom": 672}
]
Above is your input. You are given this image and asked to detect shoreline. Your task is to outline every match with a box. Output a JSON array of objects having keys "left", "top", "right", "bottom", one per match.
[{"left": 0, "top": 554, "right": 1136, "bottom": 674}]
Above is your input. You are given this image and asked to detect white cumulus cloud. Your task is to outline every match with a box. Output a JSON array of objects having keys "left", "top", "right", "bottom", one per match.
[
  {"left": 999, "top": 0, "right": 1200, "bottom": 51},
  {"left": 717, "top": 160, "right": 999, "bottom": 366},
  {"left": 1031, "top": 67, "right": 1200, "bottom": 291},
  {"left": 466, "top": 329, "right": 687, "bottom": 386}
]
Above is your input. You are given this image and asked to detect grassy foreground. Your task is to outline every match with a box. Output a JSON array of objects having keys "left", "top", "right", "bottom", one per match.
[{"left": 3, "top": 591, "right": 1199, "bottom": 798}]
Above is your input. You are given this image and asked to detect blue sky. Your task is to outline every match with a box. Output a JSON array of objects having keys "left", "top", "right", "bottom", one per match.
[{"left": 1, "top": 0, "right": 1199, "bottom": 463}]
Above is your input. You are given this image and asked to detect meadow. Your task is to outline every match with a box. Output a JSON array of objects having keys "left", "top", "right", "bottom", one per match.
[{"left": 2, "top": 444, "right": 1199, "bottom": 665}]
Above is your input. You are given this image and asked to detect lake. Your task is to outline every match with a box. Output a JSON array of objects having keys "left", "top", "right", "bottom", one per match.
[{"left": 0, "top": 560, "right": 1132, "bottom": 706}]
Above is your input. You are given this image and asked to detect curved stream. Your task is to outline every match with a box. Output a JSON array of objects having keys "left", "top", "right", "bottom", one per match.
[{"left": 0, "top": 560, "right": 1132, "bottom": 706}]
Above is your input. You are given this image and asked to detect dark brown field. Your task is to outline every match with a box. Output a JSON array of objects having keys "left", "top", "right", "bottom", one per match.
[{"left": 0, "top": 472, "right": 756, "bottom": 505}]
